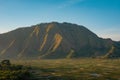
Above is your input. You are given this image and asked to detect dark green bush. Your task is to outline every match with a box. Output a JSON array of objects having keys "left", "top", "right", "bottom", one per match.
[
  {"left": 0, "top": 70, "right": 33, "bottom": 80},
  {"left": 0, "top": 60, "right": 36, "bottom": 80}
]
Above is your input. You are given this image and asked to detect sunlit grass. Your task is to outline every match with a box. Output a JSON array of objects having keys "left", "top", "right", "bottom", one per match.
[{"left": 12, "top": 59, "right": 120, "bottom": 80}]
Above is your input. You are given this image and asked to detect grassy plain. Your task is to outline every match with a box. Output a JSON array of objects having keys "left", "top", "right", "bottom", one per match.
[{"left": 12, "top": 59, "right": 120, "bottom": 80}]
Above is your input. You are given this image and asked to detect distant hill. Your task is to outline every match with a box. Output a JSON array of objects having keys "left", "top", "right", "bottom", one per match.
[{"left": 0, "top": 22, "right": 120, "bottom": 59}]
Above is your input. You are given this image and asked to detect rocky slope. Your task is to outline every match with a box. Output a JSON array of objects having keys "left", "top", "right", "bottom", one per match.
[{"left": 0, "top": 22, "right": 120, "bottom": 59}]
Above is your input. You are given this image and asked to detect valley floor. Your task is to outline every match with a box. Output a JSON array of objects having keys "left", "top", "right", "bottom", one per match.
[{"left": 12, "top": 59, "right": 120, "bottom": 80}]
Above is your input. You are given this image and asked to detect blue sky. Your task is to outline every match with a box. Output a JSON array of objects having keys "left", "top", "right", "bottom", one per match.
[{"left": 0, "top": 0, "right": 120, "bottom": 41}]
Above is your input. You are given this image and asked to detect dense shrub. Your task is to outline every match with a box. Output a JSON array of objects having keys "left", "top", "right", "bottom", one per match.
[
  {"left": 0, "top": 70, "right": 32, "bottom": 80},
  {"left": 0, "top": 60, "right": 35, "bottom": 80}
]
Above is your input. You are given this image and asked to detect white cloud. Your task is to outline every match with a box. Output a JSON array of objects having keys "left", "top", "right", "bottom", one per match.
[{"left": 58, "top": 0, "right": 84, "bottom": 9}]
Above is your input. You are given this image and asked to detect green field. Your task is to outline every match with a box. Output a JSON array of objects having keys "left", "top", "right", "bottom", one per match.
[{"left": 11, "top": 59, "right": 120, "bottom": 80}]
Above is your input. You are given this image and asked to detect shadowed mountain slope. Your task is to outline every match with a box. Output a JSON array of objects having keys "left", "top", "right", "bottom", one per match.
[{"left": 0, "top": 22, "right": 120, "bottom": 59}]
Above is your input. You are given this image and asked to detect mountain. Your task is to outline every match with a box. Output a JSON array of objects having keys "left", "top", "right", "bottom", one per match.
[{"left": 0, "top": 22, "right": 120, "bottom": 59}]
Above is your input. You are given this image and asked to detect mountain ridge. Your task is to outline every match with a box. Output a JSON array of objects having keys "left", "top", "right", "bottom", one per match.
[{"left": 0, "top": 22, "right": 120, "bottom": 59}]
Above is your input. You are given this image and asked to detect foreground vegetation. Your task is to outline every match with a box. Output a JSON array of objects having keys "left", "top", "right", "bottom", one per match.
[
  {"left": 11, "top": 58, "right": 120, "bottom": 80},
  {"left": 0, "top": 60, "right": 37, "bottom": 80}
]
